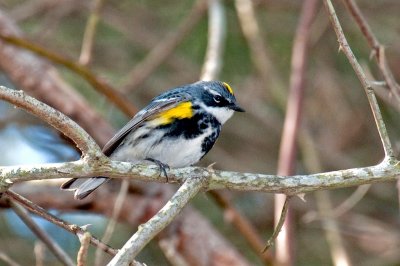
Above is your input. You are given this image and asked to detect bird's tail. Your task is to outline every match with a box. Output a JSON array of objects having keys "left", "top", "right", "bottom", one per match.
[{"left": 61, "top": 177, "right": 109, "bottom": 200}]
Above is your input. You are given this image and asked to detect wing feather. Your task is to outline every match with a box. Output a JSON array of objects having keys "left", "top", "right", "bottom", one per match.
[{"left": 102, "top": 93, "right": 191, "bottom": 156}]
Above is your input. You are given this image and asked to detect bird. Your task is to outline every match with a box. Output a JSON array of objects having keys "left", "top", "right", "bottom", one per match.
[{"left": 61, "top": 80, "right": 244, "bottom": 199}]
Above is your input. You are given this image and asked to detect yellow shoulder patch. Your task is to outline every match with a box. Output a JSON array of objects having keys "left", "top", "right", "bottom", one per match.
[
  {"left": 222, "top": 82, "right": 234, "bottom": 95},
  {"left": 156, "top": 102, "right": 193, "bottom": 125}
]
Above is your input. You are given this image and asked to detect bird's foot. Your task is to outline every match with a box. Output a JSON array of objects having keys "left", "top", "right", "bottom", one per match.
[{"left": 145, "top": 158, "right": 170, "bottom": 182}]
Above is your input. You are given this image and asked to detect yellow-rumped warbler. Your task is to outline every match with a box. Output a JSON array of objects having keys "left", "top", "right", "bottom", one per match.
[{"left": 61, "top": 80, "right": 244, "bottom": 199}]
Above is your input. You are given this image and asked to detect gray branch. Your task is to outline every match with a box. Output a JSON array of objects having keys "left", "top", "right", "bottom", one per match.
[
  {"left": 1, "top": 78, "right": 399, "bottom": 266},
  {"left": 108, "top": 176, "right": 207, "bottom": 266}
]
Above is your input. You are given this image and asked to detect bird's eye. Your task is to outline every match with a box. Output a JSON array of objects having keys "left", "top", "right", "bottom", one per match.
[{"left": 213, "top": 95, "right": 223, "bottom": 103}]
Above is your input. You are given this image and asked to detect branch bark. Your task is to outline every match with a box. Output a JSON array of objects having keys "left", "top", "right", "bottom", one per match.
[
  {"left": 1, "top": 85, "right": 399, "bottom": 196},
  {"left": 0, "top": 9, "right": 115, "bottom": 146},
  {"left": 323, "top": 0, "right": 393, "bottom": 158},
  {"left": 108, "top": 176, "right": 207, "bottom": 265}
]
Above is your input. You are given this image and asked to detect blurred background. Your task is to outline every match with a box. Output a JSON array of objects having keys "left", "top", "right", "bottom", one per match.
[{"left": 0, "top": 0, "right": 400, "bottom": 265}]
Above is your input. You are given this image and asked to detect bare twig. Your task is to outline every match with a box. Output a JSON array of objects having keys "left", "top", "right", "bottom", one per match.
[
  {"left": 234, "top": 0, "right": 286, "bottom": 105},
  {"left": 342, "top": 0, "right": 400, "bottom": 101},
  {"left": 208, "top": 191, "right": 273, "bottom": 264},
  {"left": 341, "top": 0, "right": 400, "bottom": 210},
  {"left": 332, "top": 184, "right": 370, "bottom": 218},
  {"left": 275, "top": 1, "right": 318, "bottom": 264},
  {"left": 200, "top": 0, "right": 226, "bottom": 81},
  {"left": 5, "top": 191, "right": 118, "bottom": 256},
  {"left": 315, "top": 191, "right": 352, "bottom": 266},
  {"left": 0, "top": 251, "right": 21, "bottom": 266},
  {"left": 108, "top": 176, "right": 208, "bottom": 266},
  {"left": 158, "top": 237, "right": 189, "bottom": 266},
  {"left": 34, "top": 241, "right": 45, "bottom": 266},
  {"left": 300, "top": 128, "right": 352, "bottom": 266},
  {"left": 0, "top": 34, "right": 137, "bottom": 116},
  {"left": 77, "top": 232, "right": 91, "bottom": 266},
  {"left": 263, "top": 196, "right": 291, "bottom": 252},
  {"left": 79, "top": 0, "right": 105, "bottom": 65},
  {"left": 94, "top": 180, "right": 129, "bottom": 266},
  {"left": 0, "top": 10, "right": 115, "bottom": 146},
  {"left": 9, "top": 199, "right": 75, "bottom": 266},
  {"left": 323, "top": 0, "right": 394, "bottom": 158},
  {"left": 122, "top": 0, "right": 207, "bottom": 92}
]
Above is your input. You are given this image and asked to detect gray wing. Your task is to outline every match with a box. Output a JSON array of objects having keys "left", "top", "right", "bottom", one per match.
[{"left": 102, "top": 93, "right": 191, "bottom": 156}]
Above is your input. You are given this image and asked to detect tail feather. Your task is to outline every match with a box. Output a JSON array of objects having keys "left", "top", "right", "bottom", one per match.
[{"left": 61, "top": 177, "right": 109, "bottom": 200}]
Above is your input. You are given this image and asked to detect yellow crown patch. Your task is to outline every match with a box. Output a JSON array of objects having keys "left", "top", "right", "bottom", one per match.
[{"left": 222, "top": 82, "right": 234, "bottom": 95}]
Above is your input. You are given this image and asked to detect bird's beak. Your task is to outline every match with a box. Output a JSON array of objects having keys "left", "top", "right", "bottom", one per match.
[{"left": 230, "top": 103, "right": 245, "bottom": 112}]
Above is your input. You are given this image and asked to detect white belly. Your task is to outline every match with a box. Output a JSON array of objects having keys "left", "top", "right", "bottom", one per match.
[{"left": 111, "top": 127, "right": 212, "bottom": 168}]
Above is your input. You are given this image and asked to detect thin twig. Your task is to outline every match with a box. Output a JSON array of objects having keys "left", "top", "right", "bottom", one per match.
[
  {"left": 208, "top": 191, "right": 273, "bottom": 264},
  {"left": 263, "top": 196, "right": 291, "bottom": 252},
  {"left": 323, "top": 0, "right": 394, "bottom": 158},
  {"left": 0, "top": 34, "right": 137, "bottom": 116},
  {"left": 122, "top": 0, "right": 207, "bottom": 92},
  {"left": 77, "top": 232, "right": 91, "bottom": 266},
  {"left": 94, "top": 180, "right": 129, "bottom": 266},
  {"left": 34, "top": 241, "right": 45, "bottom": 266},
  {"left": 342, "top": 0, "right": 400, "bottom": 101},
  {"left": 300, "top": 128, "right": 352, "bottom": 266},
  {"left": 158, "top": 237, "right": 189, "bottom": 266},
  {"left": 332, "top": 184, "right": 370, "bottom": 218},
  {"left": 315, "top": 191, "right": 352, "bottom": 266},
  {"left": 199, "top": 0, "right": 268, "bottom": 262},
  {"left": 200, "top": 0, "right": 226, "bottom": 81},
  {"left": 108, "top": 176, "right": 208, "bottom": 266},
  {"left": 5, "top": 190, "right": 118, "bottom": 256},
  {"left": 274, "top": 1, "right": 318, "bottom": 264},
  {"left": 79, "top": 0, "right": 105, "bottom": 66},
  {"left": 234, "top": 0, "right": 286, "bottom": 106},
  {"left": 9, "top": 199, "right": 75, "bottom": 266},
  {"left": 0, "top": 251, "right": 21, "bottom": 266}
]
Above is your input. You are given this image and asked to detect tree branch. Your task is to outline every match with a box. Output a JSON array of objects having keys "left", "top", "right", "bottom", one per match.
[
  {"left": 0, "top": 251, "right": 21, "bottom": 266},
  {"left": 0, "top": 34, "right": 137, "bottom": 116},
  {"left": 8, "top": 199, "right": 75, "bottom": 266},
  {"left": 0, "top": 86, "right": 102, "bottom": 158},
  {"left": 5, "top": 190, "right": 118, "bottom": 257},
  {"left": 263, "top": 196, "right": 291, "bottom": 252},
  {"left": 1, "top": 70, "right": 400, "bottom": 263},
  {"left": 79, "top": 0, "right": 105, "bottom": 66},
  {"left": 323, "top": 0, "right": 393, "bottom": 158},
  {"left": 342, "top": 0, "right": 400, "bottom": 101},
  {"left": 0, "top": 84, "right": 398, "bottom": 193},
  {"left": 77, "top": 232, "right": 91, "bottom": 266},
  {"left": 122, "top": 0, "right": 207, "bottom": 92},
  {"left": 274, "top": 1, "right": 318, "bottom": 263},
  {"left": 108, "top": 176, "right": 208, "bottom": 266},
  {"left": 200, "top": 0, "right": 226, "bottom": 81}
]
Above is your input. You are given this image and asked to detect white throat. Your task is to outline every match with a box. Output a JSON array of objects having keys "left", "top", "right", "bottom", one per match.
[{"left": 201, "top": 104, "right": 234, "bottom": 124}]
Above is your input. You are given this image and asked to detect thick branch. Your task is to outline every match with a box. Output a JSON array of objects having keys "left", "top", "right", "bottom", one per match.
[
  {"left": 0, "top": 83, "right": 399, "bottom": 192},
  {"left": 0, "top": 10, "right": 115, "bottom": 146},
  {"left": 0, "top": 86, "right": 102, "bottom": 158},
  {"left": 1, "top": 156, "right": 399, "bottom": 195},
  {"left": 108, "top": 176, "right": 208, "bottom": 265}
]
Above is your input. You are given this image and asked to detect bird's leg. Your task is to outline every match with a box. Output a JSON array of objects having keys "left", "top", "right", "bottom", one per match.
[{"left": 145, "top": 158, "right": 170, "bottom": 181}]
